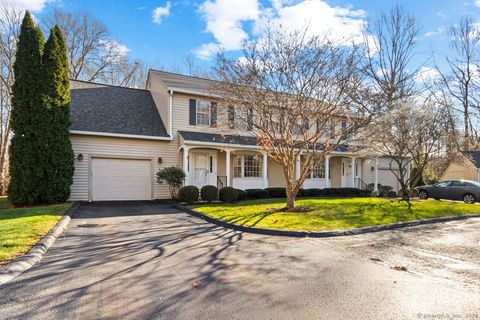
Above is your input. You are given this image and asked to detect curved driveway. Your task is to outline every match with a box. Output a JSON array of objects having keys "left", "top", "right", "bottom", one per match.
[{"left": 0, "top": 202, "right": 479, "bottom": 319}]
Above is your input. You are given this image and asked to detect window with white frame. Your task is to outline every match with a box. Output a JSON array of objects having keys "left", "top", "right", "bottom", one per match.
[
  {"left": 233, "top": 154, "right": 262, "bottom": 178},
  {"left": 312, "top": 161, "right": 325, "bottom": 178},
  {"left": 196, "top": 100, "right": 211, "bottom": 126},
  {"left": 234, "top": 107, "right": 248, "bottom": 131}
]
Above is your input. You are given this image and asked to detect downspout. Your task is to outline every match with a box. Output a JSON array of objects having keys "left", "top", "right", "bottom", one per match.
[{"left": 169, "top": 90, "right": 173, "bottom": 138}]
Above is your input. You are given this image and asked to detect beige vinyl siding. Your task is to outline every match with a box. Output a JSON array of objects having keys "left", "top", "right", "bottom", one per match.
[
  {"left": 441, "top": 158, "right": 478, "bottom": 181},
  {"left": 147, "top": 74, "right": 170, "bottom": 135},
  {"left": 70, "top": 134, "right": 179, "bottom": 201},
  {"left": 268, "top": 159, "right": 286, "bottom": 187}
]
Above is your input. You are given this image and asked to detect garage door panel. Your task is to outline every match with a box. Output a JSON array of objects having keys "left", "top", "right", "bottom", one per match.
[{"left": 92, "top": 158, "right": 152, "bottom": 201}]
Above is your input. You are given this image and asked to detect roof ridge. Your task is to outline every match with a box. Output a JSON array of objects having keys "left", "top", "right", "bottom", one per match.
[
  {"left": 70, "top": 79, "right": 150, "bottom": 92},
  {"left": 148, "top": 68, "right": 216, "bottom": 83}
]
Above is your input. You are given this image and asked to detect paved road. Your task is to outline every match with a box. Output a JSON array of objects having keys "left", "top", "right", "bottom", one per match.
[{"left": 0, "top": 202, "right": 479, "bottom": 320}]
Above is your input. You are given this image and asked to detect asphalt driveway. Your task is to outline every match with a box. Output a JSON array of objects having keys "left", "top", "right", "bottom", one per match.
[{"left": 0, "top": 202, "right": 479, "bottom": 320}]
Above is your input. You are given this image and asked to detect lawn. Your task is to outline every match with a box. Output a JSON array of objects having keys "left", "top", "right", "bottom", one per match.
[
  {"left": 191, "top": 197, "right": 480, "bottom": 231},
  {"left": 0, "top": 199, "right": 71, "bottom": 265}
]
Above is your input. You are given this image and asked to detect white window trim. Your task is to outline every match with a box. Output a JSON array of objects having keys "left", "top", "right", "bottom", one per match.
[
  {"left": 233, "top": 154, "right": 263, "bottom": 178},
  {"left": 196, "top": 100, "right": 211, "bottom": 127}
]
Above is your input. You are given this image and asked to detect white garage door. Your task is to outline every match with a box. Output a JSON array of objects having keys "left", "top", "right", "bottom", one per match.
[{"left": 91, "top": 158, "right": 152, "bottom": 201}]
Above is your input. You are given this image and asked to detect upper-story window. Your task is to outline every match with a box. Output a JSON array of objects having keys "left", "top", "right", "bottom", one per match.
[
  {"left": 228, "top": 106, "right": 251, "bottom": 131},
  {"left": 234, "top": 111, "right": 248, "bottom": 131},
  {"left": 189, "top": 99, "right": 217, "bottom": 127},
  {"left": 196, "top": 100, "right": 211, "bottom": 126}
]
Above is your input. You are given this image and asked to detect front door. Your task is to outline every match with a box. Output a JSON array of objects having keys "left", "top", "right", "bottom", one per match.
[
  {"left": 192, "top": 152, "right": 216, "bottom": 187},
  {"left": 341, "top": 158, "right": 353, "bottom": 187}
]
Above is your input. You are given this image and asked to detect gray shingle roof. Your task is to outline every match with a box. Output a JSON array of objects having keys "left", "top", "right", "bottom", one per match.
[
  {"left": 179, "top": 131, "right": 259, "bottom": 146},
  {"left": 70, "top": 80, "right": 169, "bottom": 137},
  {"left": 463, "top": 151, "right": 480, "bottom": 168},
  {"left": 178, "top": 130, "right": 355, "bottom": 152},
  {"left": 149, "top": 69, "right": 217, "bottom": 96}
]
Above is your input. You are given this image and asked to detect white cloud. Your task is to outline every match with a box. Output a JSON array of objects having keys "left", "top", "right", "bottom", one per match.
[
  {"left": 475, "top": 0, "right": 480, "bottom": 7},
  {"left": 99, "top": 39, "right": 130, "bottom": 63},
  {"left": 4, "top": 0, "right": 54, "bottom": 11},
  {"left": 199, "top": 0, "right": 260, "bottom": 55},
  {"left": 415, "top": 66, "right": 440, "bottom": 83},
  {"left": 195, "top": 42, "right": 222, "bottom": 60},
  {"left": 152, "top": 2, "right": 171, "bottom": 24},
  {"left": 424, "top": 26, "right": 446, "bottom": 37},
  {"left": 195, "top": 0, "right": 367, "bottom": 59}
]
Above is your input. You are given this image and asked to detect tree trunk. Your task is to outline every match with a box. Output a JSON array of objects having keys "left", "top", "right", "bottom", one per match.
[{"left": 286, "top": 189, "right": 296, "bottom": 210}]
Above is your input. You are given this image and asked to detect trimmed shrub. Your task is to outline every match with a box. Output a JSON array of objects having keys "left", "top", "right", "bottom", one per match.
[
  {"left": 201, "top": 185, "right": 218, "bottom": 203},
  {"left": 297, "top": 188, "right": 307, "bottom": 197},
  {"left": 179, "top": 185, "right": 199, "bottom": 203},
  {"left": 235, "top": 188, "right": 247, "bottom": 201},
  {"left": 265, "top": 187, "right": 286, "bottom": 198},
  {"left": 246, "top": 188, "right": 269, "bottom": 199},
  {"left": 307, "top": 188, "right": 325, "bottom": 196},
  {"left": 379, "top": 185, "right": 393, "bottom": 197},
  {"left": 387, "top": 190, "right": 397, "bottom": 198},
  {"left": 219, "top": 187, "right": 238, "bottom": 203}
]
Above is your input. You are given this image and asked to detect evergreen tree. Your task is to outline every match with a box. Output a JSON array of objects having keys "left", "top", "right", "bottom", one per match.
[
  {"left": 39, "top": 26, "right": 74, "bottom": 203},
  {"left": 8, "top": 12, "right": 44, "bottom": 205}
]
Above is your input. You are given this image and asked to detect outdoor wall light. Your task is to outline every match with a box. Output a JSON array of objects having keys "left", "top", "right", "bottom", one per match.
[
  {"left": 77, "top": 153, "right": 84, "bottom": 161},
  {"left": 371, "top": 166, "right": 375, "bottom": 171},
  {"left": 158, "top": 157, "right": 163, "bottom": 164}
]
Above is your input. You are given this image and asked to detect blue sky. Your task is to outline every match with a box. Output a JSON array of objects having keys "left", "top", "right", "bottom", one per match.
[{"left": 15, "top": 0, "right": 480, "bottom": 74}]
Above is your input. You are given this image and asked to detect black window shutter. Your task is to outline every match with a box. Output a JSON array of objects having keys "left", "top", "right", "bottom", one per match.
[
  {"left": 228, "top": 106, "right": 235, "bottom": 129},
  {"left": 211, "top": 102, "right": 217, "bottom": 127},
  {"left": 247, "top": 107, "right": 253, "bottom": 131},
  {"left": 189, "top": 99, "right": 196, "bottom": 125}
]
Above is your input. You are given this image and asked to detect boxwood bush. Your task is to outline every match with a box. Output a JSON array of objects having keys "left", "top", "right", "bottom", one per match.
[
  {"left": 246, "top": 188, "right": 269, "bottom": 199},
  {"left": 201, "top": 185, "right": 218, "bottom": 203},
  {"left": 219, "top": 187, "right": 238, "bottom": 203},
  {"left": 235, "top": 188, "right": 247, "bottom": 201},
  {"left": 265, "top": 187, "right": 286, "bottom": 198},
  {"left": 179, "top": 185, "right": 199, "bottom": 203}
]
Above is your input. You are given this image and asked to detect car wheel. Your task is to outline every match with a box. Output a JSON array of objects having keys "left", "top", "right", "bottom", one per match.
[
  {"left": 463, "top": 193, "right": 476, "bottom": 204},
  {"left": 418, "top": 190, "right": 428, "bottom": 199}
]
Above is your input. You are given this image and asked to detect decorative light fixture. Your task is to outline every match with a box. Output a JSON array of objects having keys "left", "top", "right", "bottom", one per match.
[
  {"left": 77, "top": 153, "right": 83, "bottom": 161},
  {"left": 158, "top": 157, "right": 163, "bottom": 164}
]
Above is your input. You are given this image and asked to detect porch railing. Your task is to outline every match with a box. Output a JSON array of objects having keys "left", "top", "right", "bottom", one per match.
[
  {"left": 217, "top": 176, "right": 227, "bottom": 189},
  {"left": 355, "top": 177, "right": 368, "bottom": 190}
]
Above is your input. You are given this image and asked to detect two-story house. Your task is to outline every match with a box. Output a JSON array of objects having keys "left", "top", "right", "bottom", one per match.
[{"left": 68, "top": 70, "right": 405, "bottom": 201}]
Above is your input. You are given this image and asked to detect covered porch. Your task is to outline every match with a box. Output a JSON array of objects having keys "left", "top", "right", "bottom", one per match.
[{"left": 178, "top": 131, "right": 393, "bottom": 192}]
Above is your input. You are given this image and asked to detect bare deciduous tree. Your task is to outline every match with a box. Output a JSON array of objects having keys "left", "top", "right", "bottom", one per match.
[
  {"left": 0, "top": 3, "right": 22, "bottom": 195},
  {"left": 363, "top": 98, "right": 452, "bottom": 202},
  {"left": 362, "top": 5, "right": 420, "bottom": 111},
  {"left": 214, "top": 27, "right": 374, "bottom": 210},
  {"left": 435, "top": 17, "right": 480, "bottom": 149},
  {"left": 44, "top": 9, "right": 147, "bottom": 88}
]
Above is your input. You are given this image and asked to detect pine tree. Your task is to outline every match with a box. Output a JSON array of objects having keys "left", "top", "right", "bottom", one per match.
[
  {"left": 8, "top": 12, "right": 44, "bottom": 205},
  {"left": 39, "top": 26, "right": 74, "bottom": 203}
]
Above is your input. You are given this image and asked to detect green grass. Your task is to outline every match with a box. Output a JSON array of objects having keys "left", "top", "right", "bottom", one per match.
[
  {"left": 0, "top": 200, "right": 72, "bottom": 265},
  {"left": 192, "top": 197, "right": 480, "bottom": 232}
]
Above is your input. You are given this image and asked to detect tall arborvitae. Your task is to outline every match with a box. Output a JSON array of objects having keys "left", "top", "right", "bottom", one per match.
[
  {"left": 8, "top": 12, "right": 44, "bottom": 205},
  {"left": 39, "top": 26, "right": 74, "bottom": 203}
]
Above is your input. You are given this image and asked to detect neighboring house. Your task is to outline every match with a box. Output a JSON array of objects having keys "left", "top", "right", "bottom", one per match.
[
  {"left": 69, "top": 70, "right": 405, "bottom": 201},
  {"left": 440, "top": 151, "right": 480, "bottom": 182}
]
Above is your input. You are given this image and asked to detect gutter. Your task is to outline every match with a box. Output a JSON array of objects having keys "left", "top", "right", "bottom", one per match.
[
  {"left": 70, "top": 130, "right": 173, "bottom": 141},
  {"left": 169, "top": 89, "right": 173, "bottom": 138}
]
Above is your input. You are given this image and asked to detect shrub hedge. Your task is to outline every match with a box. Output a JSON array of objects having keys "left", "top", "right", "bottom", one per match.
[
  {"left": 219, "top": 187, "right": 238, "bottom": 203},
  {"left": 179, "top": 185, "right": 199, "bottom": 203},
  {"left": 245, "top": 188, "right": 269, "bottom": 199},
  {"left": 264, "top": 187, "right": 286, "bottom": 198},
  {"left": 235, "top": 188, "right": 247, "bottom": 201},
  {"left": 201, "top": 185, "right": 218, "bottom": 203}
]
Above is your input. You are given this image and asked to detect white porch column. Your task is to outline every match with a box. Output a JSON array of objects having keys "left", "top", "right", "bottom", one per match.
[
  {"left": 183, "top": 146, "right": 189, "bottom": 185},
  {"left": 325, "top": 156, "right": 330, "bottom": 188},
  {"left": 295, "top": 157, "right": 301, "bottom": 180},
  {"left": 351, "top": 157, "right": 356, "bottom": 188},
  {"left": 226, "top": 147, "right": 231, "bottom": 187},
  {"left": 374, "top": 157, "right": 379, "bottom": 192},
  {"left": 262, "top": 151, "right": 268, "bottom": 188}
]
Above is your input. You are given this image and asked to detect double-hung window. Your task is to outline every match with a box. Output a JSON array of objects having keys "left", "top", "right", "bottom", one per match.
[
  {"left": 311, "top": 161, "right": 325, "bottom": 179},
  {"left": 233, "top": 154, "right": 262, "bottom": 178},
  {"left": 196, "top": 100, "right": 211, "bottom": 126},
  {"left": 234, "top": 108, "right": 248, "bottom": 131}
]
